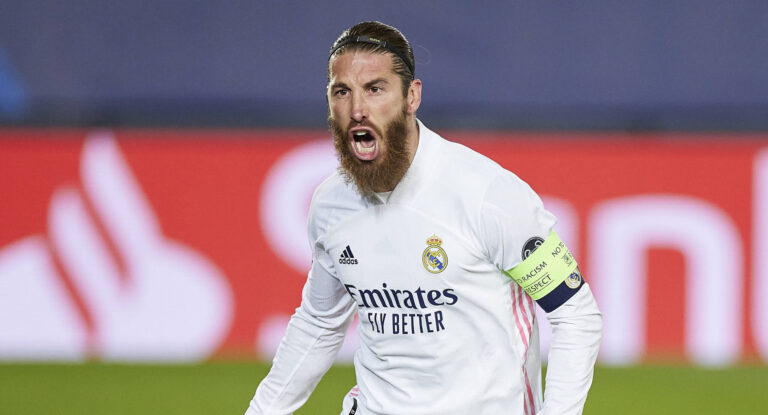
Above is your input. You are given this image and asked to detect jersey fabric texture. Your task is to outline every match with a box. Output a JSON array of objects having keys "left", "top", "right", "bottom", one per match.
[{"left": 246, "top": 121, "right": 602, "bottom": 415}]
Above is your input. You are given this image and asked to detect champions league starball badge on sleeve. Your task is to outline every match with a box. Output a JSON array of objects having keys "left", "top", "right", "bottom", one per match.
[{"left": 422, "top": 235, "right": 448, "bottom": 274}]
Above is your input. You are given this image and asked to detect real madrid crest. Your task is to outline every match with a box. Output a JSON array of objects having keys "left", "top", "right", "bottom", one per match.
[
  {"left": 422, "top": 235, "right": 448, "bottom": 274},
  {"left": 566, "top": 267, "right": 583, "bottom": 289}
]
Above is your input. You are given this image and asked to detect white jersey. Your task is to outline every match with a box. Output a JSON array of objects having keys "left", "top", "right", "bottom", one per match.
[{"left": 246, "top": 121, "right": 602, "bottom": 415}]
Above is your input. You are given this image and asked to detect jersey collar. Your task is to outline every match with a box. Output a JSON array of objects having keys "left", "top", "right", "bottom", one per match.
[{"left": 377, "top": 119, "right": 441, "bottom": 205}]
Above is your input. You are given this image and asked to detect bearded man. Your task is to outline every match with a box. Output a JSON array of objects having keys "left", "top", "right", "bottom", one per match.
[{"left": 245, "top": 21, "right": 602, "bottom": 415}]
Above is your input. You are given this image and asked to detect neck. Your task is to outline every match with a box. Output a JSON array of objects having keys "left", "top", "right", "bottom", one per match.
[{"left": 405, "top": 117, "right": 420, "bottom": 164}]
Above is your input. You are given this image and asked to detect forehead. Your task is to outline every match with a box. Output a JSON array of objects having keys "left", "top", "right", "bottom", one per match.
[{"left": 328, "top": 51, "right": 397, "bottom": 84}]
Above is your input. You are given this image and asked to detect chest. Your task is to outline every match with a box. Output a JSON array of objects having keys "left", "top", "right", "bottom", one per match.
[{"left": 324, "top": 204, "right": 492, "bottom": 295}]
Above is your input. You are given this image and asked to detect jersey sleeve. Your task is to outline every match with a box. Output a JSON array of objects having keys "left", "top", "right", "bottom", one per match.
[
  {"left": 480, "top": 171, "right": 583, "bottom": 312},
  {"left": 481, "top": 171, "right": 602, "bottom": 414},
  {"left": 539, "top": 282, "right": 602, "bottom": 415},
  {"left": 245, "top": 194, "right": 357, "bottom": 415}
]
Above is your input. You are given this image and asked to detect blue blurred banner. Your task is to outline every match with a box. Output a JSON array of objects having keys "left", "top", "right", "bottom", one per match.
[
  {"left": 0, "top": 1, "right": 766, "bottom": 129},
  {"left": 0, "top": 46, "right": 29, "bottom": 119}
]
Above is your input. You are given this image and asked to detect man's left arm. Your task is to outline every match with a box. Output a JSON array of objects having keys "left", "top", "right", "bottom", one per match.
[
  {"left": 504, "top": 229, "right": 602, "bottom": 415},
  {"left": 479, "top": 171, "right": 602, "bottom": 415}
]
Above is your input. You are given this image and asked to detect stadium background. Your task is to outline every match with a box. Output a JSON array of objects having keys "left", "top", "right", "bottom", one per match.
[{"left": 1, "top": 1, "right": 767, "bottom": 413}]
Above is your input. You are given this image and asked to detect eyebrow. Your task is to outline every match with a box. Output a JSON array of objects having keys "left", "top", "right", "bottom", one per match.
[
  {"left": 329, "top": 80, "right": 349, "bottom": 89},
  {"left": 329, "top": 78, "right": 390, "bottom": 90},
  {"left": 364, "top": 78, "right": 389, "bottom": 88}
]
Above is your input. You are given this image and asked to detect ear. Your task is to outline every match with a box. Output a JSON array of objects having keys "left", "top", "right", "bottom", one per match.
[{"left": 406, "top": 79, "right": 422, "bottom": 114}]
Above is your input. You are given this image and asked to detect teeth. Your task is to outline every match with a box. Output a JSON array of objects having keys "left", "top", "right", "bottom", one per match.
[
  {"left": 354, "top": 131, "right": 367, "bottom": 136},
  {"left": 354, "top": 141, "right": 375, "bottom": 154}
]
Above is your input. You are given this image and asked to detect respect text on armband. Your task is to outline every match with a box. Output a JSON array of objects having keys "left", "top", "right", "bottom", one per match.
[{"left": 344, "top": 282, "right": 458, "bottom": 335}]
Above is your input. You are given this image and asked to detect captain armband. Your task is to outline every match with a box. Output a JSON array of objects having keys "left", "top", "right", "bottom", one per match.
[{"left": 504, "top": 230, "right": 584, "bottom": 312}]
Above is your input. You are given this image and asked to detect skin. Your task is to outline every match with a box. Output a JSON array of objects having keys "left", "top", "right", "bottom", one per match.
[{"left": 327, "top": 51, "right": 423, "bottom": 192}]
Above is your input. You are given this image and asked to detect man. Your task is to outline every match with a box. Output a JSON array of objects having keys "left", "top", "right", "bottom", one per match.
[{"left": 245, "top": 21, "right": 602, "bottom": 415}]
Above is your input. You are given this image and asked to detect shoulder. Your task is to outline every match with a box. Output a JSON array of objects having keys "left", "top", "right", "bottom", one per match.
[
  {"left": 448, "top": 140, "right": 507, "bottom": 176},
  {"left": 428, "top": 131, "right": 550, "bottom": 234},
  {"left": 432, "top": 132, "right": 533, "bottom": 203}
]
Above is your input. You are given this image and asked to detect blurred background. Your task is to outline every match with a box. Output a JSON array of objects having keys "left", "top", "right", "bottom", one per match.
[{"left": 1, "top": 1, "right": 767, "bottom": 413}]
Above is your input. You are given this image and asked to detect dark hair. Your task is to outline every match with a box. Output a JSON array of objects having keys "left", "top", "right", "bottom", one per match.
[{"left": 328, "top": 21, "right": 415, "bottom": 96}]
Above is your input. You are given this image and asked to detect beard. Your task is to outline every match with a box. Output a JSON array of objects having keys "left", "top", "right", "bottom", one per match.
[{"left": 330, "top": 106, "right": 411, "bottom": 195}]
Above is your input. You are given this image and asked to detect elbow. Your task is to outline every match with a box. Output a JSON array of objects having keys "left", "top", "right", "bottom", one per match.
[{"left": 594, "top": 311, "right": 604, "bottom": 345}]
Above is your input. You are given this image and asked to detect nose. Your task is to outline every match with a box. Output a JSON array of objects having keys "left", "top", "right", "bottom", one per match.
[{"left": 350, "top": 92, "right": 367, "bottom": 123}]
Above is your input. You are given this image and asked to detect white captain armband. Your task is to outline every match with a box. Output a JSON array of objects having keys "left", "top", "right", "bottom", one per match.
[{"left": 504, "top": 230, "right": 584, "bottom": 312}]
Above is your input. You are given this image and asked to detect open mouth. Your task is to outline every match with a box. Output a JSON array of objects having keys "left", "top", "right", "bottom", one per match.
[{"left": 349, "top": 128, "right": 379, "bottom": 161}]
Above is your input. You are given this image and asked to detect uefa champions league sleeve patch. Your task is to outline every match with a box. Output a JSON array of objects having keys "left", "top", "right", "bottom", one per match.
[{"left": 504, "top": 230, "right": 584, "bottom": 312}]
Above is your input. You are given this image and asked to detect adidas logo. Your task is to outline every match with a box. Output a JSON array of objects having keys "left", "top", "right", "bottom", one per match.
[{"left": 338, "top": 245, "right": 358, "bottom": 265}]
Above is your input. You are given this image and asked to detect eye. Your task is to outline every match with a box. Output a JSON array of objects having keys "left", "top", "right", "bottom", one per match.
[
  {"left": 370, "top": 86, "right": 382, "bottom": 93},
  {"left": 334, "top": 89, "right": 349, "bottom": 97}
]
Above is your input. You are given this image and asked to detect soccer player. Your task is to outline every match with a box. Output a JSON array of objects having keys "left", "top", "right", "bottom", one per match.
[{"left": 245, "top": 21, "right": 602, "bottom": 415}]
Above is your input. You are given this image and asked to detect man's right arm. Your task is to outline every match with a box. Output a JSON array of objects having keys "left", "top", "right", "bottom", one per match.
[{"left": 245, "top": 246, "right": 357, "bottom": 415}]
